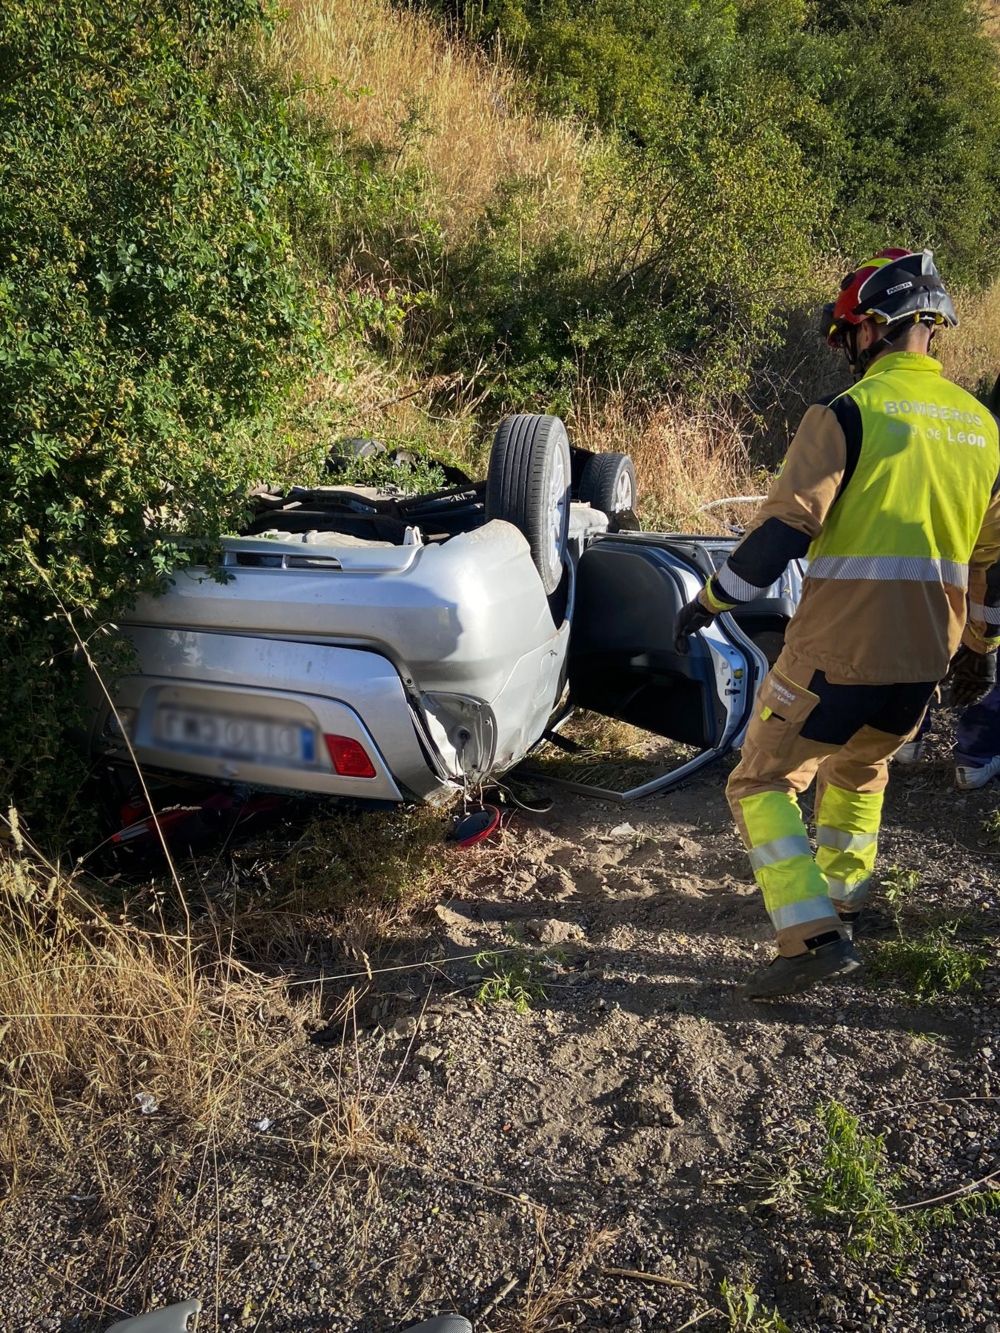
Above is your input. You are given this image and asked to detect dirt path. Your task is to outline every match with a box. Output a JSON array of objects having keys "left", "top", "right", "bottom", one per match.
[{"left": 3, "top": 729, "right": 999, "bottom": 1332}]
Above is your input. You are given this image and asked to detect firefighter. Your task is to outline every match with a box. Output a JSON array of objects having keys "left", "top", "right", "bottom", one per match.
[{"left": 676, "top": 248, "right": 1000, "bottom": 999}]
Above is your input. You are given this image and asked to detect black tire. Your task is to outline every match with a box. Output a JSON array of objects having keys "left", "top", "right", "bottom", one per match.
[
  {"left": 325, "top": 436, "right": 385, "bottom": 474},
  {"left": 578, "top": 451, "right": 638, "bottom": 523},
  {"left": 486, "top": 414, "right": 571, "bottom": 595}
]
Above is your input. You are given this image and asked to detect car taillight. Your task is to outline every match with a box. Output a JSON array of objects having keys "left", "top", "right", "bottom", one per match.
[{"left": 323, "top": 734, "right": 377, "bottom": 778}]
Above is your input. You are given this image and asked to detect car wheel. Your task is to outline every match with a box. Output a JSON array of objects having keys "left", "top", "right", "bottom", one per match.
[
  {"left": 579, "top": 452, "right": 638, "bottom": 525},
  {"left": 325, "top": 437, "right": 385, "bottom": 474},
  {"left": 486, "top": 414, "right": 571, "bottom": 595}
]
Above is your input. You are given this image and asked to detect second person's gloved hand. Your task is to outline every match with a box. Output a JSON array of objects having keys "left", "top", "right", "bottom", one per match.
[
  {"left": 674, "top": 597, "right": 716, "bottom": 653},
  {"left": 950, "top": 644, "right": 997, "bottom": 706}
]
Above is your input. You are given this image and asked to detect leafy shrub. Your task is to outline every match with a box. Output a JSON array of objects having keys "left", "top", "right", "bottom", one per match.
[
  {"left": 0, "top": 0, "right": 327, "bottom": 829},
  {"left": 414, "top": 0, "right": 1000, "bottom": 403}
]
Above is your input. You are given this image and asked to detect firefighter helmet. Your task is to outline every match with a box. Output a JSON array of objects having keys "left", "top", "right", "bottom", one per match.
[{"left": 822, "top": 247, "right": 958, "bottom": 350}]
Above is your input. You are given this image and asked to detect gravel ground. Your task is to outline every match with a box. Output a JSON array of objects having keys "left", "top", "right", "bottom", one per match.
[{"left": 2, "top": 716, "right": 999, "bottom": 1332}]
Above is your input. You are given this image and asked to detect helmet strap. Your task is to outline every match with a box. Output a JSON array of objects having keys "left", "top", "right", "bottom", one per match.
[{"left": 847, "top": 315, "right": 933, "bottom": 378}]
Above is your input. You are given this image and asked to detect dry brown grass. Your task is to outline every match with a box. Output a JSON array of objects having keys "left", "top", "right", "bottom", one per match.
[
  {"left": 273, "top": 0, "right": 590, "bottom": 240},
  {"left": 937, "top": 279, "right": 1000, "bottom": 398},
  {"left": 570, "top": 391, "right": 764, "bottom": 532},
  {"left": 0, "top": 829, "right": 391, "bottom": 1323},
  {"left": 0, "top": 841, "right": 295, "bottom": 1188}
]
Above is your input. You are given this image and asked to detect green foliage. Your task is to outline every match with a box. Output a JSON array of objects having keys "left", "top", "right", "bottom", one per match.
[
  {"left": 881, "top": 864, "right": 920, "bottom": 927},
  {"left": 413, "top": 0, "right": 1000, "bottom": 404},
  {"left": 474, "top": 949, "right": 548, "bottom": 1012},
  {"left": 809, "top": 1101, "right": 919, "bottom": 1261},
  {"left": 981, "top": 809, "right": 1000, "bottom": 846},
  {"left": 277, "top": 805, "right": 443, "bottom": 913},
  {"left": 868, "top": 926, "right": 988, "bottom": 999},
  {"left": 720, "top": 1278, "right": 791, "bottom": 1333},
  {"left": 805, "top": 1101, "right": 1000, "bottom": 1266},
  {"left": 326, "top": 447, "right": 447, "bottom": 495},
  {"left": 0, "top": 0, "right": 329, "bottom": 828}
]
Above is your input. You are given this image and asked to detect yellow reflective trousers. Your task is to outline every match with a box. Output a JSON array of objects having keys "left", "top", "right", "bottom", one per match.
[{"left": 727, "top": 652, "right": 930, "bottom": 956}]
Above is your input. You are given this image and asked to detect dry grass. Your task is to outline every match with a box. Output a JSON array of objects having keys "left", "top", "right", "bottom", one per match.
[
  {"left": 571, "top": 390, "right": 764, "bottom": 532},
  {"left": 273, "top": 0, "right": 590, "bottom": 240},
  {"left": 0, "top": 823, "right": 390, "bottom": 1324},
  {"left": 497, "top": 1223, "right": 618, "bottom": 1332},
  {"left": 937, "top": 279, "right": 1000, "bottom": 398},
  {"left": 0, "top": 849, "right": 285, "bottom": 1184}
]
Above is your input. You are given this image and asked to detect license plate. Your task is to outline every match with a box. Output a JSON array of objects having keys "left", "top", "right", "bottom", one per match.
[{"left": 154, "top": 705, "right": 317, "bottom": 767}]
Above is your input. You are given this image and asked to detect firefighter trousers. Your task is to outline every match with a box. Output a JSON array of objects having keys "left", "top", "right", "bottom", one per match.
[{"left": 727, "top": 651, "right": 935, "bottom": 956}]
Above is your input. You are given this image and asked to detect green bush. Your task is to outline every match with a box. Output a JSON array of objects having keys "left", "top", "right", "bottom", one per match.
[
  {"left": 0, "top": 0, "right": 326, "bottom": 830},
  {"left": 414, "top": 0, "right": 1000, "bottom": 403}
]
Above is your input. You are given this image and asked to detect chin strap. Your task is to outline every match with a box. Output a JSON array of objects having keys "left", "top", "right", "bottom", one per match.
[{"left": 845, "top": 315, "right": 937, "bottom": 378}]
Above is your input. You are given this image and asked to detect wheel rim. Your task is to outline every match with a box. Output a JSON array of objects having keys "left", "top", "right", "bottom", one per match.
[
  {"left": 613, "top": 467, "right": 634, "bottom": 512},
  {"left": 547, "top": 449, "right": 568, "bottom": 583}
]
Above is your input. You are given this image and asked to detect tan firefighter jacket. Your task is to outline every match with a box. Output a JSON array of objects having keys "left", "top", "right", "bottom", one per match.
[{"left": 699, "top": 351, "right": 1000, "bottom": 685}]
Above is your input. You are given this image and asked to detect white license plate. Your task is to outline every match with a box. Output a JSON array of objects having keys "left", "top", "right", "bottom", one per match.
[{"left": 154, "top": 706, "right": 317, "bottom": 766}]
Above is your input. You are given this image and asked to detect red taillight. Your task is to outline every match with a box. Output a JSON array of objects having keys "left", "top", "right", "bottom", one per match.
[{"left": 323, "top": 733, "right": 377, "bottom": 778}]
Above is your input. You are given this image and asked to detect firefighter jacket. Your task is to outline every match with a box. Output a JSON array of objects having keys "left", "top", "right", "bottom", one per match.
[{"left": 700, "top": 351, "right": 1000, "bottom": 685}]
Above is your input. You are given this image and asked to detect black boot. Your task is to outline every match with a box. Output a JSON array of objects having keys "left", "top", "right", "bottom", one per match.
[{"left": 743, "top": 936, "right": 861, "bottom": 1000}]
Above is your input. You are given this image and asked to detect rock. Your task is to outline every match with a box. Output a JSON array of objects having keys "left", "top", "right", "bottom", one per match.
[
  {"left": 416, "top": 1042, "right": 444, "bottom": 1063},
  {"left": 525, "top": 917, "right": 585, "bottom": 945}
]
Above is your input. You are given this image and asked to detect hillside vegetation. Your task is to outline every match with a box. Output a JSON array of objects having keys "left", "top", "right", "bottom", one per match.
[{"left": 2, "top": 0, "right": 1000, "bottom": 827}]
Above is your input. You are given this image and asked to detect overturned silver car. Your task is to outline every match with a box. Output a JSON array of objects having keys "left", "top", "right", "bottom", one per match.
[{"left": 91, "top": 416, "right": 803, "bottom": 804}]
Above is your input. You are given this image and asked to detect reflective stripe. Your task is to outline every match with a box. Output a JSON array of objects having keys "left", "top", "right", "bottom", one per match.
[
  {"left": 808, "top": 555, "right": 968, "bottom": 588},
  {"left": 716, "top": 562, "right": 769, "bottom": 603},
  {"left": 816, "top": 826, "right": 878, "bottom": 853},
  {"left": 825, "top": 876, "right": 871, "bottom": 906},
  {"left": 748, "top": 835, "right": 812, "bottom": 871},
  {"left": 702, "top": 581, "right": 736, "bottom": 613},
  {"left": 769, "top": 897, "right": 841, "bottom": 932},
  {"left": 970, "top": 601, "right": 1000, "bottom": 626}
]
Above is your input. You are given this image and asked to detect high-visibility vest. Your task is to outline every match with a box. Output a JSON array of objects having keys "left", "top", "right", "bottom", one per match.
[{"left": 810, "top": 351, "right": 999, "bottom": 585}]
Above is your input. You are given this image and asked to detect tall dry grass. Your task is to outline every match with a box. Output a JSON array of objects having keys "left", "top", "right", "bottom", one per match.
[
  {"left": 274, "top": 0, "right": 590, "bottom": 239},
  {"left": 937, "top": 279, "right": 1000, "bottom": 397},
  {"left": 570, "top": 391, "right": 763, "bottom": 532}
]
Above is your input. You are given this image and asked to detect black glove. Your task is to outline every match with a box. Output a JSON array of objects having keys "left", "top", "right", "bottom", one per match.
[
  {"left": 674, "top": 597, "right": 716, "bottom": 653},
  {"left": 950, "top": 644, "right": 997, "bottom": 707}
]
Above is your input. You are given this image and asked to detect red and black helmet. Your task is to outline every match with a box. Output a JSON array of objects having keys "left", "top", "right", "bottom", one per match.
[{"left": 821, "top": 247, "right": 958, "bottom": 350}]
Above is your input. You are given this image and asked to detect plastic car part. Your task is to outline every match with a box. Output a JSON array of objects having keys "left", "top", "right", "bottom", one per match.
[
  {"left": 106, "top": 1299, "right": 201, "bottom": 1332},
  {"left": 521, "top": 534, "right": 774, "bottom": 801},
  {"left": 325, "top": 435, "right": 386, "bottom": 473},
  {"left": 486, "top": 414, "right": 571, "bottom": 595},
  {"left": 448, "top": 805, "right": 501, "bottom": 846},
  {"left": 578, "top": 452, "right": 638, "bottom": 527}
]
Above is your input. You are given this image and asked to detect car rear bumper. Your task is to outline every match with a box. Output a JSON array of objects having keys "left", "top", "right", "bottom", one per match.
[{"left": 92, "top": 630, "right": 450, "bottom": 802}]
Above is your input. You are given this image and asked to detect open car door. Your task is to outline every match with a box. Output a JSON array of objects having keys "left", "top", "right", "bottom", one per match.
[{"left": 554, "top": 532, "right": 801, "bottom": 801}]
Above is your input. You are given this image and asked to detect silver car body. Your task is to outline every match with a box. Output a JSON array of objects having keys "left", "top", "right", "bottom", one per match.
[
  {"left": 97, "top": 509, "right": 605, "bottom": 802},
  {"left": 93, "top": 488, "right": 804, "bottom": 803}
]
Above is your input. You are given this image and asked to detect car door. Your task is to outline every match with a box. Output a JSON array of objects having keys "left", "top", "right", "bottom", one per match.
[{"left": 563, "top": 532, "right": 778, "bottom": 798}]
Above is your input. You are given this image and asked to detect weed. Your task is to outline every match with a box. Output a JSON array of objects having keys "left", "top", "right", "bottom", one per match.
[
  {"left": 475, "top": 949, "right": 548, "bottom": 1013},
  {"left": 868, "top": 927, "right": 988, "bottom": 1000},
  {"left": 808, "top": 1101, "right": 919, "bottom": 1261},
  {"left": 802, "top": 1101, "right": 1000, "bottom": 1269},
  {"left": 326, "top": 445, "right": 447, "bottom": 495},
  {"left": 981, "top": 808, "right": 1000, "bottom": 846},
  {"left": 720, "top": 1278, "right": 792, "bottom": 1332},
  {"left": 882, "top": 865, "right": 920, "bottom": 920},
  {"left": 277, "top": 804, "right": 444, "bottom": 915}
]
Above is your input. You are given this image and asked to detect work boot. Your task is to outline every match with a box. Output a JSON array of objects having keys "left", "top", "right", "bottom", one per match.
[{"left": 743, "top": 936, "right": 861, "bottom": 1001}]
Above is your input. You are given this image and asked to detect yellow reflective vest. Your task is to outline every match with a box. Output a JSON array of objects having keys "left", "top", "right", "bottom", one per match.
[{"left": 709, "top": 351, "right": 1000, "bottom": 684}]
